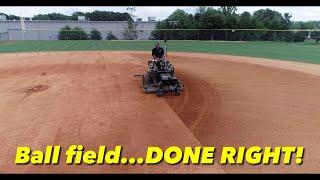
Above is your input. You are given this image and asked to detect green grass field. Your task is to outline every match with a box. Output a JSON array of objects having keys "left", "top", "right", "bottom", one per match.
[{"left": 1, "top": 40, "right": 320, "bottom": 64}]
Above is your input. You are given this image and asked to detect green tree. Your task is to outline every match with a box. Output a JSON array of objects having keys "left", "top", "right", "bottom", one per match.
[
  {"left": 196, "top": 6, "right": 207, "bottom": 15},
  {"left": 223, "top": 14, "right": 240, "bottom": 29},
  {"left": 167, "top": 9, "right": 196, "bottom": 29},
  {"left": 219, "top": 6, "right": 237, "bottom": 16},
  {"left": 90, "top": 29, "right": 102, "bottom": 40},
  {"left": 71, "top": 12, "right": 85, "bottom": 20},
  {"left": 32, "top": 14, "right": 50, "bottom": 20},
  {"left": 283, "top": 13, "right": 292, "bottom": 29},
  {"left": 122, "top": 19, "right": 138, "bottom": 40},
  {"left": 58, "top": 26, "right": 89, "bottom": 40},
  {"left": 0, "top": 13, "right": 20, "bottom": 20},
  {"left": 0, "top": 13, "right": 8, "bottom": 20},
  {"left": 85, "top": 11, "right": 132, "bottom": 21},
  {"left": 238, "top": 12, "right": 263, "bottom": 41},
  {"left": 7, "top": 15, "right": 20, "bottom": 20},
  {"left": 151, "top": 9, "right": 196, "bottom": 40},
  {"left": 291, "top": 21, "right": 314, "bottom": 29},
  {"left": 198, "top": 8, "right": 224, "bottom": 29},
  {"left": 33, "top": 13, "right": 70, "bottom": 20},
  {"left": 71, "top": 27, "right": 89, "bottom": 40},
  {"left": 253, "top": 9, "right": 290, "bottom": 30},
  {"left": 252, "top": 9, "right": 294, "bottom": 41},
  {"left": 122, "top": 7, "right": 139, "bottom": 40},
  {"left": 290, "top": 21, "right": 311, "bottom": 42},
  {"left": 106, "top": 31, "right": 118, "bottom": 40},
  {"left": 32, "top": 11, "right": 133, "bottom": 21},
  {"left": 58, "top": 26, "right": 72, "bottom": 40},
  {"left": 48, "top": 13, "right": 70, "bottom": 20},
  {"left": 239, "top": 12, "right": 253, "bottom": 28}
]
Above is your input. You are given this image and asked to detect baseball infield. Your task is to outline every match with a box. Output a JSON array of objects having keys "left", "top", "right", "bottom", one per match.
[{"left": 0, "top": 51, "right": 319, "bottom": 173}]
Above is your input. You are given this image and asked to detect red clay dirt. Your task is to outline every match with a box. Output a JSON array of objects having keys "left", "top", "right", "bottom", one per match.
[{"left": 0, "top": 51, "right": 319, "bottom": 173}]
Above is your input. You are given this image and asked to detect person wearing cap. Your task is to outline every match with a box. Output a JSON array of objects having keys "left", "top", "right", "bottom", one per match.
[
  {"left": 152, "top": 42, "right": 164, "bottom": 60},
  {"left": 151, "top": 42, "right": 165, "bottom": 82}
]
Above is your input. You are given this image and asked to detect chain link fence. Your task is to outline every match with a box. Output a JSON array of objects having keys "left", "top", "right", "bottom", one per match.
[
  {"left": 0, "top": 32, "right": 9, "bottom": 40},
  {"left": 4, "top": 29, "right": 320, "bottom": 42},
  {"left": 150, "top": 29, "right": 320, "bottom": 42}
]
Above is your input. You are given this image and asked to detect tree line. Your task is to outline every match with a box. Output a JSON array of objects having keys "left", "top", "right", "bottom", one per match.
[
  {"left": 0, "top": 11, "right": 132, "bottom": 21},
  {"left": 1, "top": 8, "right": 320, "bottom": 29},
  {"left": 153, "top": 7, "right": 320, "bottom": 30},
  {"left": 57, "top": 25, "right": 139, "bottom": 40},
  {"left": 58, "top": 26, "right": 105, "bottom": 40},
  {"left": 151, "top": 7, "right": 320, "bottom": 42},
  {"left": 2, "top": 7, "right": 320, "bottom": 41},
  {"left": 0, "top": 13, "right": 21, "bottom": 20}
]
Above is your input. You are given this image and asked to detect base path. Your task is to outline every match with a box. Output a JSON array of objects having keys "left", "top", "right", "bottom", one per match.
[{"left": 0, "top": 51, "right": 319, "bottom": 173}]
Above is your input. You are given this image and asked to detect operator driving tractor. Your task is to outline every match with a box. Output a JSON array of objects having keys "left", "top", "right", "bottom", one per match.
[
  {"left": 134, "top": 40, "right": 184, "bottom": 97},
  {"left": 152, "top": 42, "right": 164, "bottom": 60},
  {"left": 152, "top": 42, "right": 166, "bottom": 72}
]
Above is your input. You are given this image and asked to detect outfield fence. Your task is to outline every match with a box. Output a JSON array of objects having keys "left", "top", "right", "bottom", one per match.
[
  {"left": 3, "top": 29, "right": 320, "bottom": 42},
  {"left": 0, "top": 32, "right": 9, "bottom": 40}
]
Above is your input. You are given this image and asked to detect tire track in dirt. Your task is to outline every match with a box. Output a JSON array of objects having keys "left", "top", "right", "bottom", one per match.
[
  {"left": 0, "top": 55, "right": 72, "bottom": 172},
  {"left": 164, "top": 72, "right": 216, "bottom": 131},
  {"left": 129, "top": 51, "right": 320, "bottom": 173},
  {"left": 165, "top": 53, "right": 320, "bottom": 173},
  {"left": 128, "top": 52, "right": 219, "bottom": 133}
]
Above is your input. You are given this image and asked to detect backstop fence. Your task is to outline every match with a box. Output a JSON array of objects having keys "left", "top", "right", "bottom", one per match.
[{"left": 3, "top": 29, "right": 320, "bottom": 42}]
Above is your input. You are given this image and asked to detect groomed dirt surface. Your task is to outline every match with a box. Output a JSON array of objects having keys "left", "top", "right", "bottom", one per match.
[{"left": 0, "top": 51, "right": 319, "bottom": 173}]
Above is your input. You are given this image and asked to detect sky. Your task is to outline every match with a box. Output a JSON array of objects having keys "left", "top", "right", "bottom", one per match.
[{"left": 0, "top": 6, "right": 320, "bottom": 21}]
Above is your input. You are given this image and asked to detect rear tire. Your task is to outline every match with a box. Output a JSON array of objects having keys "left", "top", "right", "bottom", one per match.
[
  {"left": 175, "top": 88, "right": 181, "bottom": 95},
  {"left": 156, "top": 89, "right": 163, "bottom": 97}
]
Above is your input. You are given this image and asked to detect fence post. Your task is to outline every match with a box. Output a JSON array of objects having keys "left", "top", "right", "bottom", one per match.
[
  {"left": 184, "top": 30, "right": 186, "bottom": 40},
  {"left": 226, "top": 30, "right": 228, "bottom": 41},
  {"left": 198, "top": 29, "right": 200, "bottom": 40},
  {"left": 211, "top": 30, "right": 213, "bottom": 41},
  {"left": 273, "top": 31, "right": 276, "bottom": 41},
  {"left": 240, "top": 30, "right": 243, "bottom": 41}
]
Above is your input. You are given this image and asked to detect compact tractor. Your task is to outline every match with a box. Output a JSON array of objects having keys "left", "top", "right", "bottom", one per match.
[{"left": 135, "top": 40, "right": 184, "bottom": 97}]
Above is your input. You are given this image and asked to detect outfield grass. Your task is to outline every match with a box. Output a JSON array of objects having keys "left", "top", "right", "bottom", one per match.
[{"left": 1, "top": 40, "right": 320, "bottom": 64}]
